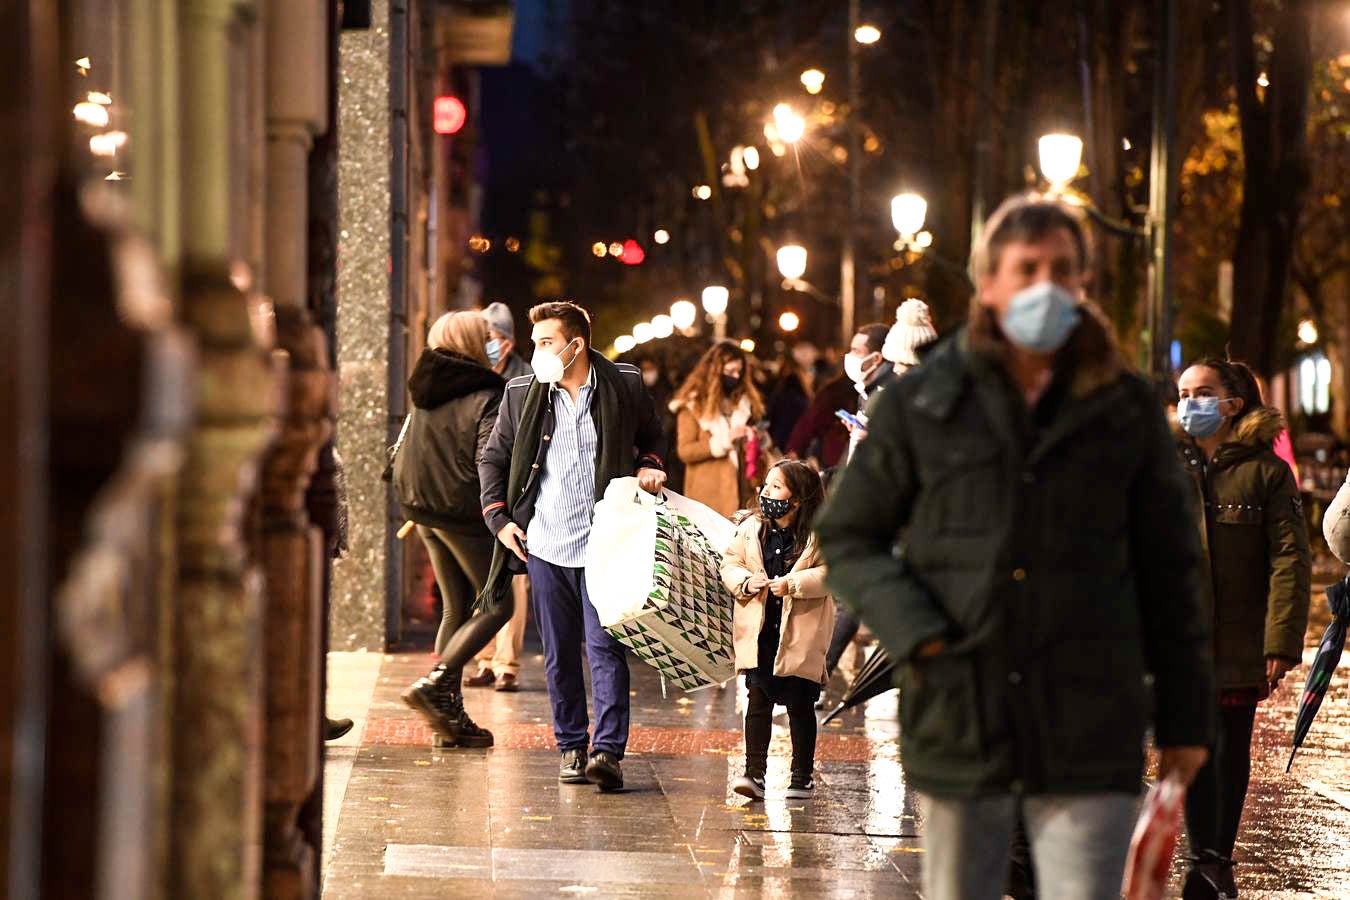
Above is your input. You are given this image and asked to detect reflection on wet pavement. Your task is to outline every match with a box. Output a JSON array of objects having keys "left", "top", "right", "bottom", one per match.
[{"left": 323, "top": 610, "right": 1350, "bottom": 898}]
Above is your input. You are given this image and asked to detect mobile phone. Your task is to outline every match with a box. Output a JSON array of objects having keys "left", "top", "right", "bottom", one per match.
[{"left": 835, "top": 408, "right": 866, "bottom": 431}]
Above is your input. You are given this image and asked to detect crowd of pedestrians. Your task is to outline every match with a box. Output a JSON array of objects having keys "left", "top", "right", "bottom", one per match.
[{"left": 384, "top": 191, "right": 1346, "bottom": 899}]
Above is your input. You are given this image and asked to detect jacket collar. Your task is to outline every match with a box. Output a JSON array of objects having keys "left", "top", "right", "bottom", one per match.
[
  {"left": 910, "top": 301, "right": 1132, "bottom": 461},
  {"left": 1174, "top": 405, "right": 1286, "bottom": 469},
  {"left": 408, "top": 348, "right": 506, "bottom": 409}
]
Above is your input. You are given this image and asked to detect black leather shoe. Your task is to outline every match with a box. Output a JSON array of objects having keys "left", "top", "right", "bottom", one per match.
[
  {"left": 559, "top": 748, "right": 590, "bottom": 784},
  {"left": 585, "top": 751, "right": 623, "bottom": 791},
  {"left": 324, "top": 717, "right": 354, "bottom": 741}
]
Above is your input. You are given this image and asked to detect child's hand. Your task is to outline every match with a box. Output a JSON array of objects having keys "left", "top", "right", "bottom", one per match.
[
  {"left": 768, "top": 577, "right": 791, "bottom": 597},
  {"left": 746, "top": 573, "right": 769, "bottom": 594}
]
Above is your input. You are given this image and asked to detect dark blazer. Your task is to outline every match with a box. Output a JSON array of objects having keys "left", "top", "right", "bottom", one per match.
[{"left": 478, "top": 353, "right": 665, "bottom": 538}]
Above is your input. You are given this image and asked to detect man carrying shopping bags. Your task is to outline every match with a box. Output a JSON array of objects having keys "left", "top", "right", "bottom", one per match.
[
  {"left": 816, "top": 195, "right": 1214, "bottom": 899},
  {"left": 479, "top": 301, "right": 667, "bottom": 791}
]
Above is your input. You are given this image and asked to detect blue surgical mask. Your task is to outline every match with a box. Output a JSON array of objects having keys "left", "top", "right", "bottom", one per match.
[
  {"left": 1000, "top": 282, "right": 1082, "bottom": 354},
  {"left": 1177, "top": 396, "right": 1226, "bottom": 438},
  {"left": 485, "top": 338, "right": 502, "bottom": 367}
]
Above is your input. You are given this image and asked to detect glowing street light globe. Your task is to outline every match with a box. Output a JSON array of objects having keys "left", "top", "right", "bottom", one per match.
[
  {"left": 633, "top": 322, "right": 654, "bottom": 344},
  {"left": 800, "top": 68, "right": 825, "bottom": 95},
  {"left": 1298, "top": 319, "right": 1319, "bottom": 345},
  {"left": 651, "top": 315, "right": 675, "bottom": 339},
  {"left": 614, "top": 335, "right": 637, "bottom": 354},
  {"left": 891, "top": 192, "right": 928, "bottom": 237},
  {"left": 1038, "top": 133, "right": 1084, "bottom": 189},
  {"left": 740, "top": 339, "right": 757, "bottom": 353},
  {"left": 778, "top": 311, "right": 801, "bottom": 333},
  {"left": 653, "top": 228, "right": 670, "bottom": 244},
  {"left": 701, "top": 285, "right": 729, "bottom": 316},
  {"left": 772, "top": 103, "right": 806, "bottom": 144},
  {"left": 742, "top": 146, "right": 760, "bottom": 171},
  {"left": 608, "top": 241, "right": 624, "bottom": 257},
  {"left": 776, "top": 244, "right": 808, "bottom": 280},
  {"left": 592, "top": 242, "right": 607, "bottom": 257},
  {"left": 854, "top": 24, "right": 882, "bottom": 44},
  {"left": 670, "top": 299, "right": 698, "bottom": 330},
  {"left": 693, "top": 184, "right": 713, "bottom": 200}
]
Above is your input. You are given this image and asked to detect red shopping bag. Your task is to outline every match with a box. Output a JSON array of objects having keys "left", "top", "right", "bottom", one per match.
[{"left": 1122, "top": 776, "right": 1186, "bottom": 900}]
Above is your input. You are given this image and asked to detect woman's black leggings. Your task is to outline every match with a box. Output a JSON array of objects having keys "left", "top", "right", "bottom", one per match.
[
  {"left": 418, "top": 526, "right": 511, "bottom": 680},
  {"left": 1184, "top": 703, "right": 1259, "bottom": 860},
  {"left": 743, "top": 682, "right": 817, "bottom": 780}
]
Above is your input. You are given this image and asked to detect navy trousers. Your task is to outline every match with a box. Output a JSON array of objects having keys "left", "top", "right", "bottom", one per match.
[{"left": 526, "top": 557, "right": 631, "bottom": 758}]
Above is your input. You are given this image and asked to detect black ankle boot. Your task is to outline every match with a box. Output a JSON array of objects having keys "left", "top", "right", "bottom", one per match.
[
  {"left": 452, "top": 699, "right": 494, "bottom": 748},
  {"left": 402, "top": 665, "right": 463, "bottom": 740}
]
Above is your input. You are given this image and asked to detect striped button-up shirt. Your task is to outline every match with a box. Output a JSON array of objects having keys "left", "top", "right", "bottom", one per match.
[{"left": 526, "top": 367, "right": 599, "bottom": 567}]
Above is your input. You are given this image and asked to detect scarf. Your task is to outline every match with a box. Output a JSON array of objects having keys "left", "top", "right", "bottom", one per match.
[{"left": 475, "top": 351, "right": 632, "bottom": 614}]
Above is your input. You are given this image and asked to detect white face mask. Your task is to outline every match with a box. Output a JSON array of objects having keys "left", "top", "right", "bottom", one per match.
[
  {"left": 844, "top": 352, "right": 878, "bottom": 386},
  {"left": 531, "top": 338, "right": 580, "bottom": 384},
  {"left": 642, "top": 370, "right": 660, "bottom": 387}
]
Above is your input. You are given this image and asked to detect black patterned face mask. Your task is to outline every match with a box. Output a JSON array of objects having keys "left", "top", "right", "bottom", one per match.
[{"left": 759, "top": 494, "right": 793, "bottom": 521}]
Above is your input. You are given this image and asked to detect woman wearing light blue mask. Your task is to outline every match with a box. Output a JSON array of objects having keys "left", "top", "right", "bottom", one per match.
[{"left": 1174, "top": 357, "right": 1311, "bottom": 898}]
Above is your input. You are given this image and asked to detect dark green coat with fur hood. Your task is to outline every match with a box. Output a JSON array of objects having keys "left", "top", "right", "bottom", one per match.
[{"left": 1177, "top": 406, "right": 1311, "bottom": 692}]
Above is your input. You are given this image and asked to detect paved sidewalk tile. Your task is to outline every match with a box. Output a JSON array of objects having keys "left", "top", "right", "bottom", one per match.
[{"left": 324, "top": 619, "right": 1350, "bottom": 898}]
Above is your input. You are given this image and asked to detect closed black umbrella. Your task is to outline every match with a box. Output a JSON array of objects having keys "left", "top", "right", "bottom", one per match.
[
  {"left": 821, "top": 645, "right": 895, "bottom": 724},
  {"left": 1287, "top": 575, "right": 1349, "bottom": 772}
]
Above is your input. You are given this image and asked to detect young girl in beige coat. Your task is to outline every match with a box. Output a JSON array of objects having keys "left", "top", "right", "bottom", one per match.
[{"left": 720, "top": 460, "right": 834, "bottom": 801}]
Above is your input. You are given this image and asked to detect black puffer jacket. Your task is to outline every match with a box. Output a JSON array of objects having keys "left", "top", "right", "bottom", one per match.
[{"left": 394, "top": 349, "right": 504, "bottom": 532}]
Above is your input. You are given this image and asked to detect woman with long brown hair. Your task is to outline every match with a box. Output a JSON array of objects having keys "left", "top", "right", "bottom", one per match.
[{"left": 672, "top": 341, "right": 767, "bottom": 517}]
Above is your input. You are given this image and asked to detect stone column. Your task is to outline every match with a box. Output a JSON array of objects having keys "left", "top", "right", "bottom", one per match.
[
  {"left": 170, "top": 1, "right": 274, "bottom": 897},
  {"left": 332, "top": 0, "right": 394, "bottom": 650},
  {"left": 258, "top": 1, "right": 333, "bottom": 897}
]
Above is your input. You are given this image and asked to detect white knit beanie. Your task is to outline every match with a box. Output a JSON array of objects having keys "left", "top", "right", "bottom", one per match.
[{"left": 883, "top": 298, "right": 938, "bottom": 365}]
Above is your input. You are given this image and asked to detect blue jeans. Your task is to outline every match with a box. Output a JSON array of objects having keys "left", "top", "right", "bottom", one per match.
[
  {"left": 526, "top": 557, "right": 630, "bottom": 758},
  {"left": 920, "top": 791, "right": 1139, "bottom": 900}
]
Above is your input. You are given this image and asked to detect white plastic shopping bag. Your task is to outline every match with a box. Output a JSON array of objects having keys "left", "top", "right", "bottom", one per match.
[
  {"left": 585, "top": 478, "right": 737, "bottom": 691},
  {"left": 583, "top": 477, "right": 662, "bottom": 626}
]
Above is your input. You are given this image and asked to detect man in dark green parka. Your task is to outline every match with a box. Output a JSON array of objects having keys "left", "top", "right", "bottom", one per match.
[{"left": 816, "top": 195, "right": 1214, "bottom": 900}]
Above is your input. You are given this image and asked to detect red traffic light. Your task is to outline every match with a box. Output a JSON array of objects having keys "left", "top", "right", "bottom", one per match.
[
  {"left": 433, "top": 96, "right": 467, "bottom": 135},
  {"left": 620, "top": 239, "right": 645, "bottom": 265}
]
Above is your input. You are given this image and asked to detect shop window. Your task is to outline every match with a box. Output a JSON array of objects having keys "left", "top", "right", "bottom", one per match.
[{"left": 1298, "top": 351, "right": 1332, "bottom": 416}]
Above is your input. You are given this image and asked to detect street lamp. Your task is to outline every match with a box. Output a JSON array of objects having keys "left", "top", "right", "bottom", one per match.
[
  {"left": 693, "top": 184, "right": 712, "bottom": 200},
  {"left": 742, "top": 146, "right": 760, "bottom": 170},
  {"left": 800, "top": 68, "right": 825, "bottom": 94},
  {"left": 778, "top": 311, "right": 801, "bottom": 333},
  {"left": 670, "top": 299, "right": 697, "bottom": 331},
  {"left": 651, "top": 314, "right": 674, "bottom": 339},
  {"left": 891, "top": 192, "right": 928, "bottom": 241},
  {"left": 633, "top": 322, "right": 654, "bottom": 344},
  {"left": 702, "top": 285, "right": 729, "bottom": 340},
  {"left": 1038, "top": 133, "right": 1084, "bottom": 191},
  {"left": 772, "top": 103, "right": 806, "bottom": 144},
  {"left": 854, "top": 24, "right": 881, "bottom": 44},
  {"left": 614, "top": 335, "right": 636, "bottom": 354},
  {"left": 653, "top": 228, "right": 670, "bottom": 245},
  {"left": 776, "top": 245, "right": 808, "bottom": 281},
  {"left": 1298, "top": 319, "right": 1319, "bottom": 345}
]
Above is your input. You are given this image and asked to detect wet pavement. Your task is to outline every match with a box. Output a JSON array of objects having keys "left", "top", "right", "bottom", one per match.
[{"left": 323, "top": 600, "right": 1350, "bottom": 898}]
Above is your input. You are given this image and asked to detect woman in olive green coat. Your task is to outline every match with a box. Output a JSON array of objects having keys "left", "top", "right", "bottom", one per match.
[{"left": 1175, "top": 357, "right": 1311, "bottom": 899}]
